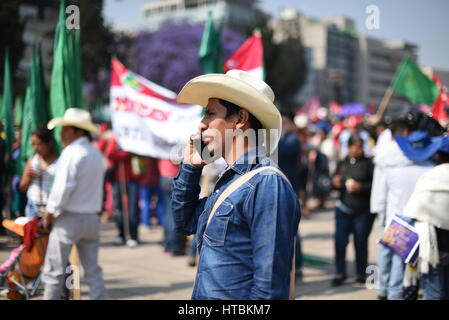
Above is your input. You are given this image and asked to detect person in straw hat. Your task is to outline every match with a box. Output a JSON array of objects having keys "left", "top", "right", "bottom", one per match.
[
  {"left": 41, "top": 108, "right": 107, "bottom": 300},
  {"left": 172, "top": 70, "right": 301, "bottom": 299}
]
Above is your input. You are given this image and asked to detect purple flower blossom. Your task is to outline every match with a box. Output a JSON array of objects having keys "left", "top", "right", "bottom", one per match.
[{"left": 134, "top": 20, "right": 246, "bottom": 93}]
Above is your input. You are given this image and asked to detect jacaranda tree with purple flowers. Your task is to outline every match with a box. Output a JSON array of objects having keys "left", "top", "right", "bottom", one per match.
[{"left": 134, "top": 19, "right": 246, "bottom": 93}]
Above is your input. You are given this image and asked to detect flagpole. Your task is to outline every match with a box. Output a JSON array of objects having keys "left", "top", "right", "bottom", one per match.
[
  {"left": 70, "top": 245, "right": 81, "bottom": 300},
  {"left": 371, "top": 87, "right": 394, "bottom": 123}
]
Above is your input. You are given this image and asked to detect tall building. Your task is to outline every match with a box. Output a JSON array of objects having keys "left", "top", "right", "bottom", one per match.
[
  {"left": 18, "top": 0, "right": 58, "bottom": 83},
  {"left": 140, "top": 0, "right": 257, "bottom": 31},
  {"left": 273, "top": 10, "right": 358, "bottom": 105},
  {"left": 357, "top": 35, "right": 417, "bottom": 111},
  {"left": 324, "top": 19, "right": 358, "bottom": 105},
  {"left": 273, "top": 8, "right": 422, "bottom": 111}
]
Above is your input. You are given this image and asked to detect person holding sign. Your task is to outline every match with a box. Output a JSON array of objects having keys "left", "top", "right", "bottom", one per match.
[{"left": 375, "top": 130, "right": 442, "bottom": 299}]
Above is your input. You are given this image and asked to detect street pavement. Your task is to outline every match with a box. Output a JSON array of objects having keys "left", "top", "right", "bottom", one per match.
[{"left": 0, "top": 201, "right": 381, "bottom": 300}]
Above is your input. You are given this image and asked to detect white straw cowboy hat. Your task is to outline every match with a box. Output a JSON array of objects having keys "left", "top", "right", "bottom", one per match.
[
  {"left": 47, "top": 108, "right": 100, "bottom": 135},
  {"left": 177, "top": 69, "right": 282, "bottom": 154}
]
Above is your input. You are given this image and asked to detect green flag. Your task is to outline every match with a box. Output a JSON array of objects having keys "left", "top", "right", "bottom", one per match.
[
  {"left": 391, "top": 56, "right": 439, "bottom": 105},
  {"left": 199, "top": 12, "right": 223, "bottom": 74},
  {"left": 20, "top": 45, "right": 49, "bottom": 174},
  {"left": 50, "top": 0, "right": 69, "bottom": 149},
  {"left": 50, "top": 0, "right": 83, "bottom": 150},
  {"left": 74, "top": 29, "right": 83, "bottom": 108},
  {"left": 14, "top": 95, "right": 24, "bottom": 127},
  {"left": 33, "top": 44, "right": 49, "bottom": 128},
  {"left": 2, "top": 49, "right": 14, "bottom": 159}
]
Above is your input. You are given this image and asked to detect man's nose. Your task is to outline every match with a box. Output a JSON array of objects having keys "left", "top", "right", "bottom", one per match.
[{"left": 198, "top": 119, "right": 207, "bottom": 132}]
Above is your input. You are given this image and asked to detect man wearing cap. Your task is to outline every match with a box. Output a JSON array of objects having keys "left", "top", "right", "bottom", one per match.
[
  {"left": 41, "top": 108, "right": 107, "bottom": 300},
  {"left": 172, "top": 70, "right": 301, "bottom": 299}
]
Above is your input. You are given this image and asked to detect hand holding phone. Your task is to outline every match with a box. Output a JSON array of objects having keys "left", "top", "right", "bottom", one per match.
[
  {"left": 183, "top": 133, "right": 206, "bottom": 167},
  {"left": 193, "top": 135, "right": 206, "bottom": 159}
]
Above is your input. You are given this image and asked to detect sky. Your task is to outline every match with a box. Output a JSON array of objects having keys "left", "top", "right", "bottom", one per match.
[{"left": 103, "top": 0, "right": 449, "bottom": 70}]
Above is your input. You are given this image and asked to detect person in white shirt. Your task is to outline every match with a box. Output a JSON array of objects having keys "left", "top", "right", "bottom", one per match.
[
  {"left": 19, "top": 128, "right": 58, "bottom": 218},
  {"left": 403, "top": 139, "right": 449, "bottom": 300},
  {"left": 371, "top": 119, "right": 411, "bottom": 226},
  {"left": 41, "top": 108, "right": 107, "bottom": 300},
  {"left": 373, "top": 129, "right": 443, "bottom": 300}
]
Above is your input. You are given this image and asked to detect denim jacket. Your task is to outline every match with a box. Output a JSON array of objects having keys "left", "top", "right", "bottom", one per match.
[{"left": 171, "top": 147, "right": 301, "bottom": 300}]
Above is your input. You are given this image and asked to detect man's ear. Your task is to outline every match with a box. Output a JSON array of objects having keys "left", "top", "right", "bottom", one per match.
[{"left": 236, "top": 110, "right": 250, "bottom": 129}]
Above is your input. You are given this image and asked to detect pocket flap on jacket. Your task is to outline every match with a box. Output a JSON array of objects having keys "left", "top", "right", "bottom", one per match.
[{"left": 215, "top": 200, "right": 234, "bottom": 216}]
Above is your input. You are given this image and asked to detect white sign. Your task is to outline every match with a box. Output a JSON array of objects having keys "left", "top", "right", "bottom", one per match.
[{"left": 110, "top": 59, "right": 202, "bottom": 159}]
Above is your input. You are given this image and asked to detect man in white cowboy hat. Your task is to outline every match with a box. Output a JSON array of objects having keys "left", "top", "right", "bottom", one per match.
[
  {"left": 41, "top": 108, "right": 107, "bottom": 300},
  {"left": 172, "top": 70, "right": 301, "bottom": 299}
]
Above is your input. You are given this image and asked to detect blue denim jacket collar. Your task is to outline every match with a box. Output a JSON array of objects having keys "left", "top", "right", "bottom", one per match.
[{"left": 228, "top": 146, "right": 268, "bottom": 176}]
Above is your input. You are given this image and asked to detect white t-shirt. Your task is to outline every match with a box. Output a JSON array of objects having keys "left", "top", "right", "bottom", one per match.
[{"left": 27, "top": 154, "right": 57, "bottom": 206}]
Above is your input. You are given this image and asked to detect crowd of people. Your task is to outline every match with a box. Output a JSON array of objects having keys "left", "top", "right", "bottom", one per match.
[
  {"left": 276, "top": 105, "right": 449, "bottom": 300},
  {"left": 1, "top": 74, "right": 449, "bottom": 300},
  {"left": 0, "top": 118, "right": 192, "bottom": 254}
]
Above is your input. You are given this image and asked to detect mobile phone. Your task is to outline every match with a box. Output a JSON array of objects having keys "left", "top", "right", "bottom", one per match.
[{"left": 193, "top": 136, "right": 205, "bottom": 160}]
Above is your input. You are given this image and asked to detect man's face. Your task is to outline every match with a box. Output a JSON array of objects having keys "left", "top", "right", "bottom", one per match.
[
  {"left": 375, "top": 124, "right": 387, "bottom": 137},
  {"left": 198, "top": 98, "right": 238, "bottom": 158},
  {"left": 60, "top": 126, "right": 79, "bottom": 148},
  {"left": 348, "top": 140, "right": 364, "bottom": 159}
]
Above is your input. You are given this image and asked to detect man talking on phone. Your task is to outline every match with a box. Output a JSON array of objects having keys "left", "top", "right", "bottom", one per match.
[{"left": 172, "top": 70, "right": 301, "bottom": 300}]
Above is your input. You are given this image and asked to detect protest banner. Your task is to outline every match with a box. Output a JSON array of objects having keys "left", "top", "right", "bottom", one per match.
[{"left": 110, "top": 59, "right": 202, "bottom": 159}]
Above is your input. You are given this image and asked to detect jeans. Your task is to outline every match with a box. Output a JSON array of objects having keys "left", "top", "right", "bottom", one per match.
[
  {"left": 25, "top": 199, "right": 41, "bottom": 218},
  {"left": 190, "top": 235, "right": 197, "bottom": 257},
  {"left": 160, "top": 176, "right": 183, "bottom": 252},
  {"left": 421, "top": 262, "right": 449, "bottom": 300},
  {"left": 113, "top": 181, "right": 139, "bottom": 241},
  {"left": 295, "top": 233, "right": 303, "bottom": 274},
  {"left": 139, "top": 185, "right": 165, "bottom": 226},
  {"left": 334, "top": 206, "right": 374, "bottom": 277},
  {"left": 377, "top": 239, "right": 405, "bottom": 299}
]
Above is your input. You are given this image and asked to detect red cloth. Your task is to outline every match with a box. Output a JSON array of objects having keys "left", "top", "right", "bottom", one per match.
[
  {"left": 139, "top": 157, "right": 160, "bottom": 186},
  {"left": 23, "top": 217, "right": 41, "bottom": 252},
  {"left": 105, "top": 137, "right": 139, "bottom": 183},
  {"left": 158, "top": 159, "right": 179, "bottom": 178},
  {"left": 97, "top": 136, "right": 108, "bottom": 153},
  {"left": 432, "top": 73, "right": 449, "bottom": 123}
]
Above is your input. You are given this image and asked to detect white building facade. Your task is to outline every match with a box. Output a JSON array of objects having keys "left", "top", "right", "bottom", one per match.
[{"left": 140, "top": 0, "right": 257, "bottom": 31}]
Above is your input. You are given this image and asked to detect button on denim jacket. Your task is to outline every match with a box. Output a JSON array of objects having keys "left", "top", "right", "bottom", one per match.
[{"left": 171, "top": 147, "right": 301, "bottom": 299}]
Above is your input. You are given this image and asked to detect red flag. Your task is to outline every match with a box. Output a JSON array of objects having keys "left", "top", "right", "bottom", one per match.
[
  {"left": 223, "top": 30, "right": 263, "bottom": 79},
  {"left": 431, "top": 72, "right": 449, "bottom": 123}
]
